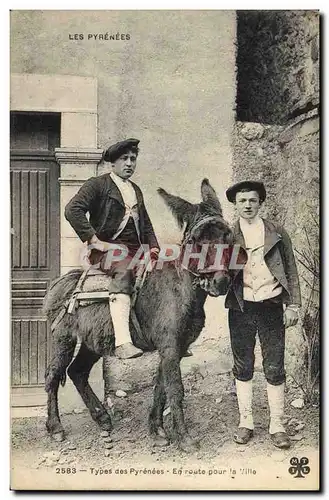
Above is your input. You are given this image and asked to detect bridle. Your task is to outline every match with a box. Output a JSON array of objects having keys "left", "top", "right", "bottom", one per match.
[
  {"left": 181, "top": 215, "right": 225, "bottom": 247},
  {"left": 178, "top": 214, "right": 228, "bottom": 289}
]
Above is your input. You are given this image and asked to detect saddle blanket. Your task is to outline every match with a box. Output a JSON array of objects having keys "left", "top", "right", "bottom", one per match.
[{"left": 77, "top": 273, "right": 113, "bottom": 306}]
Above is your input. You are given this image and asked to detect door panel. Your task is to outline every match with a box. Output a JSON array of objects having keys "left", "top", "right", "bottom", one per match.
[
  {"left": 11, "top": 152, "right": 60, "bottom": 404},
  {"left": 11, "top": 318, "right": 49, "bottom": 386},
  {"left": 11, "top": 168, "right": 49, "bottom": 270}
]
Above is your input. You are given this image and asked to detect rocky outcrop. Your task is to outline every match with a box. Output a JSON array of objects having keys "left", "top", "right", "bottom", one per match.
[{"left": 236, "top": 10, "right": 319, "bottom": 124}]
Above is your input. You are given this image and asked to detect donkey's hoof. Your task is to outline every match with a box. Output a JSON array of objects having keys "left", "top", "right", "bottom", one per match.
[
  {"left": 179, "top": 436, "right": 200, "bottom": 453},
  {"left": 153, "top": 435, "right": 169, "bottom": 447},
  {"left": 150, "top": 428, "right": 169, "bottom": 447},
  {"left": 51, "top": 431, "right": 65, "bottom": 442},
  {"left": 99, "top": 422, "right": 113, "bottom": 432},
  {"left": 97, "top": 415, "right": 113, "bottom": 432},
  {"left": 157, "top": 427, "right": 167, "bottom": 439}
]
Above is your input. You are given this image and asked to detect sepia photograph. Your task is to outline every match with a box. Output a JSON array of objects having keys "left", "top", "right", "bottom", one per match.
[{"left": 9, "top": 9, "right": 320, "bottom": 491}]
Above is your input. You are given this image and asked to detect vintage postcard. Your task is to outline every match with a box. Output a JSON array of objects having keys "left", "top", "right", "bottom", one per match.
[{"left": 10, "top": 9, "right": 320, "bottom": 491}]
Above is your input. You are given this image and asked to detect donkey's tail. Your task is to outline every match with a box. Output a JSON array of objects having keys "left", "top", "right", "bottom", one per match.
[{"left": 43, "top": 269, "right": 82, "bottom": 323}]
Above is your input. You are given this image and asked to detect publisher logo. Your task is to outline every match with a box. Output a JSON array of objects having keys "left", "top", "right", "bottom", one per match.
[{"left": 288, "top": 457, "right": 310, "bottom": 478}]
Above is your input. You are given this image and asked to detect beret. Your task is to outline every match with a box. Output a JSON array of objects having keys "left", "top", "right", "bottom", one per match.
[
  {"left": 103, "top": 138, "right": 140, "bottom": 163},
  {"left": 226, "top": 180, "right": 266, "bottom": 203}
]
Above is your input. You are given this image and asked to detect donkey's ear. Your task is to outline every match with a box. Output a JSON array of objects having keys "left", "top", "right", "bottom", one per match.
[
  {"left": 201, "top": 178, "right": 222, "bottom": 215},
  {"left": 158, "top": 188, "right": 195, "bottom": 229}
]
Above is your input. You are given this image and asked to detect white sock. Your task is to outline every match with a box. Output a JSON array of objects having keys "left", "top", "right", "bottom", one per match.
[
  {"left": 236, "top": 379, "right": 254, "bottom": 430},
  {"left": 267, "top": 382, "right": 286, "bottom": 434},
  {"left": 109, "top": 293, "right": 132, "bottom": 347}
]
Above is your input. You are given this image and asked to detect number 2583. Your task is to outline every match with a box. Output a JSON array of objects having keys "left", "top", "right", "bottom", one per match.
[{"left": 56, "top": 468, "right": 76, "bottom": 474}]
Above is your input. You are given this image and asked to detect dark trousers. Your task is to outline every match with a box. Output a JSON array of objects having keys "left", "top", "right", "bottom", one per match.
[
  {"left": 229, "top": 300, "right": 286, "bottom": 386},
  {"left": 89, "top": 218, "right": 140, "bottom": 295},
  {"left": 89, "top": 249, "right": 135, "bottom": 295}
]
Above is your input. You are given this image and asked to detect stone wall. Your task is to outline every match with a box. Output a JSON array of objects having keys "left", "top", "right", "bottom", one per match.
[{"left": 236, "top": 10, "right": 319, "bottom": 124}]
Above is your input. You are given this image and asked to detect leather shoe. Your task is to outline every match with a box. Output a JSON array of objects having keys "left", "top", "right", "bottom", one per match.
[
  {"left": 115, "top": 342, "right": 143, "bottom": 359},
  {"left": 233, "top": 427, "right": 254, "bottom": 444},
  {"left": 183, "top": 349, "right": 193, "bottom": 357},
  {"left": 270, "top": 432, "right": 291, "bottom": 449}
]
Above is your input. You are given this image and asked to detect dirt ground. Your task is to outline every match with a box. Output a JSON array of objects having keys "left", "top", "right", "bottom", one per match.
[{"left": 11, "top": 340, "right": 319, "bottom": 491}]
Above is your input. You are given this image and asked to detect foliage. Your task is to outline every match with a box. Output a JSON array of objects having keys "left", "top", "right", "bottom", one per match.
[{"left": 294, "top": 221, "right": 320, "bottom": 406}]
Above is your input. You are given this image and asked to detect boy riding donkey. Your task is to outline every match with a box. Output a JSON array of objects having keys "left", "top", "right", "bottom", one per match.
[{"left": 65, "top": 138, "right": 159, "bottom": 360}]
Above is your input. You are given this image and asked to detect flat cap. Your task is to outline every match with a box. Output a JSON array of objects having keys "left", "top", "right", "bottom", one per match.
[
  {"left": 103, "top": 138, "right": 140, "bottom": 163},
  {"left": 226, "top": 180, "right": 266, "bottom": 203}
]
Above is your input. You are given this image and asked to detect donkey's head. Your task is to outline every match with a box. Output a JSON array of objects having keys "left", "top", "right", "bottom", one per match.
[{"left": 158, "top": 179, "right": 232, "bottom": 296}]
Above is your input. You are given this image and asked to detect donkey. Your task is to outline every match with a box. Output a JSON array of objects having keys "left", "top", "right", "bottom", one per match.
[{"left": 44, "top": 179, "right": 232, "bottom": 452}]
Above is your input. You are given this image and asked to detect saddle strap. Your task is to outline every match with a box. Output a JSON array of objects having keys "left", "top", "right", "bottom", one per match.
[
  {"left": 67, "top": 269, "right": 90, "bottom": 314},
  {"left": 50, "top": 299, "right": 70, "bottom": 332},
  {"left": 51, "top": 270, "right": 90, "bottom": 331},
  {"left": 131, "top": 263, "right": 152, "bottom": 307}
]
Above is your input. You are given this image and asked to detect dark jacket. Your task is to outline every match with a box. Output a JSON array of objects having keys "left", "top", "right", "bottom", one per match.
[
  {"left": 65, "top": 173, "right": 159, "bottom": 249},
  {"left": 225, "top": 218, "right": 301, "bottom": 311}
]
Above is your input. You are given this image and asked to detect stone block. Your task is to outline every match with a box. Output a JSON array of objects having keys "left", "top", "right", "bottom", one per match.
[
  {"left": 240, "top": 123, "right": 264, "bottom": 140},
  {"left": 61, "top": 113, "right": 98, "bottom": 148},
  {"left": 298, "top": 117, "right": 319, "bottom": 138},
  {"left": 60, "top": 212, "right": 77, "bottom": 239},
  {"left": 278, "top": 125, "right": 300, "bottom": 145},
  {"left": 60, "top": 183, "right": 84, "bottom": 204},
  {"left": 60, "top": 163, "right": 97, "bottom": 181},
  {"left": 61, "top": 237, "right": 84, "bottom": 268},
  {"left": 10, "top": 73, "right": 97, "bottom": 113}
]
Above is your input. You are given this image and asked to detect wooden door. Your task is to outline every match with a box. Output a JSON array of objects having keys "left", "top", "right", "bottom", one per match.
[{"left": 10, "top": 113, "right": 60, "bottom": 406}]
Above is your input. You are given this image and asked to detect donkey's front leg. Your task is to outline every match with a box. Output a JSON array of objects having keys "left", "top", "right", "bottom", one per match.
[
  {"left": 160, "top": 347, "right": 199, "bottom": 453},
  {"left": 149, "top": 362, "right": 169, "bottom": 446}
]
